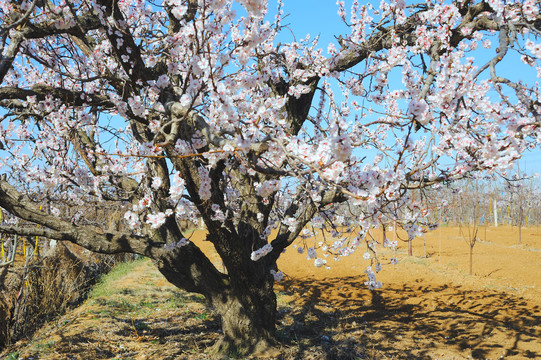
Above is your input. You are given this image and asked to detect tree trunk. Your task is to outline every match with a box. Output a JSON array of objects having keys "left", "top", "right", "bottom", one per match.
[
  {"left": 154, "top": 244, "right": 278, "bottom": 356},
  {"left": 210, "top": 277, "right": 278, "bottom": 356}
]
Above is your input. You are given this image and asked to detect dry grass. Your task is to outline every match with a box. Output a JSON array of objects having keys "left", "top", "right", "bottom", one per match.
[{"left": 0, "top": 243, "right": 116, "bottom": 350}]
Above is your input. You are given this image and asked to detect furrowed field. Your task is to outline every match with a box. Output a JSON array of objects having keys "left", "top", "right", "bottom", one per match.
[{"left": 2, "top": 225, "right": 539, "bottom": 360}]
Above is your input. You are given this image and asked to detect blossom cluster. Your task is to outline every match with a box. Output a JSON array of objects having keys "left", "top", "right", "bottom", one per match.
[
  {"left": 169, "top": 172, "right": 185, "bottom": 202},
  {"left": 270, "top": 269, "right": 284, "bottom": 281},
  {"left": 281, "top": 217, "right": 298, "bottom": 232},
  {"left": 124, "top": 210, "right": 141, "bottom": 229},
  {"left": 306, "top": 247, "right": 317, "bottom": 260},
  {"left": 198, "top": 167, "right": 212, "bottom": 201},
  {"left": 383, "top": 238, "right": 398, "bottom": 250},
  {"left": 146, "top": 209, "right": 174, "bottom": 229},
  {"left": 256, "top": 179, "right": 281, "bottom": 198},
  {"left": 364, "top": 266, "right": 383, "bottom": 290},
  {"left": 250, "top": 244, "right": 273, "bottom": 261},
  {"left": 1, "top": 0, "right": 540, "bottom": 295},
  {"left": 211, "top": 204, "right": 226, "bottom": 222}
]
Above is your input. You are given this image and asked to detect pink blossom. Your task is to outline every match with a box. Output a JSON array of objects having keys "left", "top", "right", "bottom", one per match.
[
  {"left": 306, "top": 247, "right": 317, "bottom": 260},
  {"left": 139, "top": 196, "right": 152, "bottom": 209},
  {"left": 256, "top": 179, "right": 281, "bottom": 198},
  {"left": 156, "top": 74, "right": 170, "bottom": 89},
  {"left": 522, "top": 0, "right": 538, "bottom": 21},
  {"left": 198, "top": 167, "right": 212, "bottom": 201},
  {"left": 124, "top": 211, "right": 141, "bottom": 229},
  {"left": 169, "top": 172, "right": 185, "bottom": 201},
  {"left": 407, "top": 98, "right": 430, "bottom": 125},
  {"left": 171, "top": 5, "right": 187, "bottom": 20},
  {"left": 314, "top": 258, "right": 327, "bottom": 267},
  {"left": 211, "top": 204, "right": 226, "bottom": 221},
  {"left": 151, "top": 176, "right": 163, "bottom": 190},
  {"left": 525, "top": 40, "right": 541, "bottom": 59},
  {"left": 238, "top": 0, "right": 268, "bottom": 16},
  {"left": 174, "top": 139, "right": 194, "bottom": 156},
  {"left": 288, "top": 84, "right": 311, "bottom": 99},
  {"left": 461, "top": 27, "right": 472, "bottom": 36},
  {"left": 128, "top": 96, "right": 146, "bottom": 118},
  {"left": 149, "top": 119, "right": 161, "bottom": 133},
  {"left": 146, "top": 212, "right": 167, "bottom": 229}
]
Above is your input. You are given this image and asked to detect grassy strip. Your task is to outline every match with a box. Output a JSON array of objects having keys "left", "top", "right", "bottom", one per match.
[{"left": 88, "top": 257, "right": 148, "bottom": 299}]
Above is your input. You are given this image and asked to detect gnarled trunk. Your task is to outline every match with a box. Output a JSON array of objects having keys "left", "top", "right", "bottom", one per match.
[
  {"left": 154, "top": 243, "right": 278, "bottom": 356},
  {"left": 210, "top": 276, "right": 277, "bottom": 355}
]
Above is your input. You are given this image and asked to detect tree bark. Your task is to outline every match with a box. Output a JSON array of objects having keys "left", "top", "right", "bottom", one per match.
[
  {"left": 210, "top": 277, "right": 278, "bottom": 356},
  {"left": 153, "top": 229, "right": 279, "bottom": 356}
]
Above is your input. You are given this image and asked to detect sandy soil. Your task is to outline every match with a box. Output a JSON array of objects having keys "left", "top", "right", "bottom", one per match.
[
  {"left": 274, "top": 225, "right": 541, "bottom": 359},
  {"left": 2, "top": 225, "right": 540, "bottom": 359}
]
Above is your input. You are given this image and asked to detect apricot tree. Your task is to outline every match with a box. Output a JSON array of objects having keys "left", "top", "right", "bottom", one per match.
[{"left": 0, "top": 0, "right": 539, "bottom": 354}]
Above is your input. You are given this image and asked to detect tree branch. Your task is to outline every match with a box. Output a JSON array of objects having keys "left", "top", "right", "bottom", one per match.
[
  {"left": 0, "top": 85, "right": 113, "bottom": 108},
  {"left": 0, "top": 178, "right": 155, "bottom": 255},
  {"left": 0, "top": 224, "right": 73, "bottom": 240},
  {"left": 269, "top": 188, "right": 346, "bottom": 261},
  {"left": 95, "top": 0, "right": 154, "bottom": 84}
]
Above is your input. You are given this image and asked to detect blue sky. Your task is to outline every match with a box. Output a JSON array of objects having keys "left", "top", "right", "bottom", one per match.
[{"left": 274, "top": 0, "right": 348, "bottom": 46}]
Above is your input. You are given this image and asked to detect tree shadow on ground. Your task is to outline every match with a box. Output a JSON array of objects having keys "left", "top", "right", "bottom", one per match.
[
  {"left": 276, "top": 277, "right": 541, "bottom": 359},
  {"left": 5, "top": 277, "right": 540, "bottom": 359}
]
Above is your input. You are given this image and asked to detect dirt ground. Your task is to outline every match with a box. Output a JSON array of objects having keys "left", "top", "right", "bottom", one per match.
[
  {"left": 274, "top": 224, "right": 541, "bottom": 359},
  {"left": 1, "top": 225, "right": 540, "bottom": 359}
]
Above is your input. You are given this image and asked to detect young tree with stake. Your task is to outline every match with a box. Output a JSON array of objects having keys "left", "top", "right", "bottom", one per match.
[{"left": 0, "top": 0, "right": 540, "bottom": 354}]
